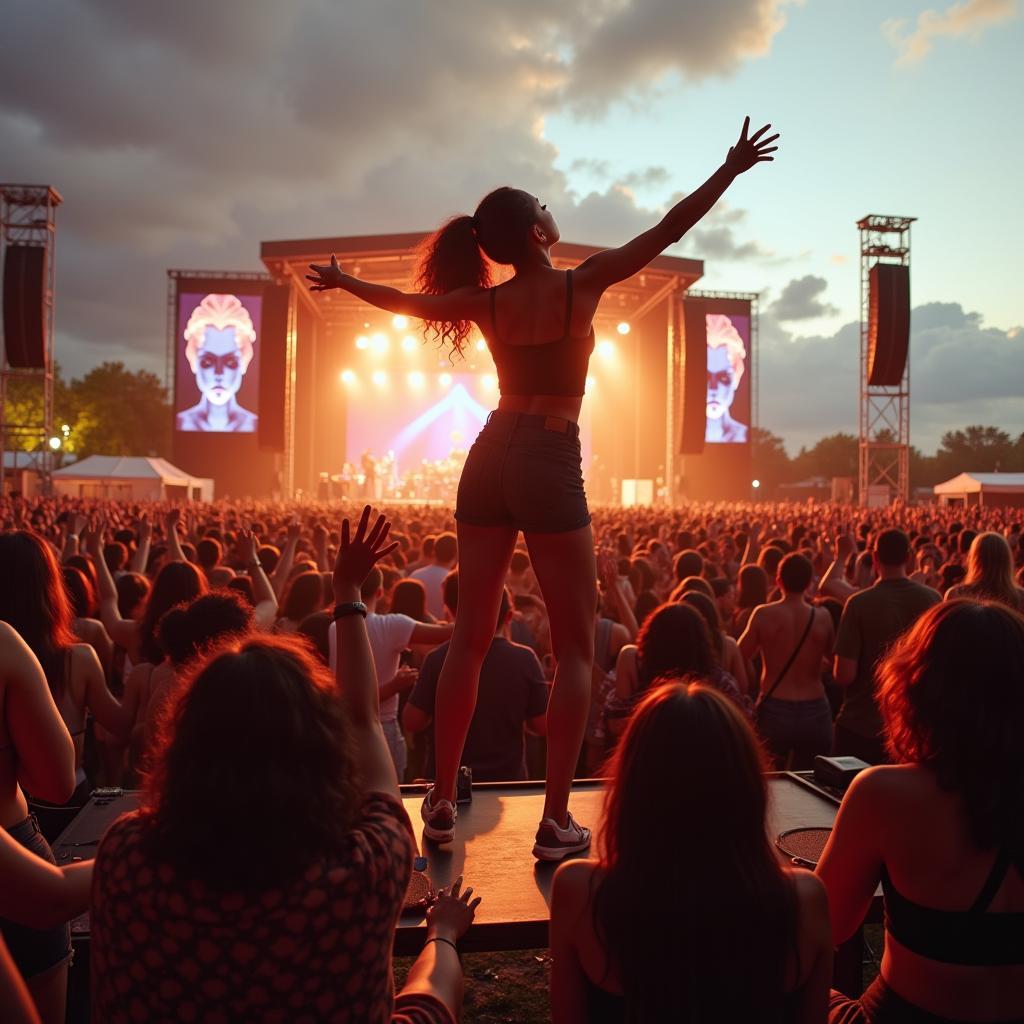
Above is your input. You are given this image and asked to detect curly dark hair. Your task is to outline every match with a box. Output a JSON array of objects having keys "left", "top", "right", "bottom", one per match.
[
  {"left": 636, "top": 602, "right": 717, "bottom": 690},
  {"left": 138, "top": 562, "right": 207, "bottom": 665},
  {"left": 415, "top": 186, "right": 537, "bottom": 357},
  {"left": 142, "top": 634, "right": 360, "bottom": 890},
  {"left": 878, "top": 599, "right": 1024, "bottom": 852}
]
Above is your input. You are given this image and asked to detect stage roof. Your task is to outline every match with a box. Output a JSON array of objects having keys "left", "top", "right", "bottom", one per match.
[
  {"left": 261, "top": 231, "right": 703, "bottom": 338},
  {"left": 52, "top": 456, "right": 203, "bottom": 485}
]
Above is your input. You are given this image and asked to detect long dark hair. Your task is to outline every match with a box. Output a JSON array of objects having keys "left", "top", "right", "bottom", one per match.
[
  {"left": 737, "top": 563, "right": 769, "bottom": 608},
  {"left": 138, "top": 562, "right": 207, "bottom": 665},
  {"left": 390, "top": 578, "right": 431, "bottom": 622},
  {"left": 416, "top": 186, "right": 536, "bottom": 356},
  {"left": 636, "top": 602, "right": 717, "bottom": 690},
  {"left": 594, "top": 681, "right": 798, "bottom": 1022},
  {"left": 879, "top": 599, "right": 1024, "bottom": 852},
  {"left": 0, "top": 530, "right": 77, "bottom": 693},
  {"left": 278, "top": 569, "right": 323, "bottom": 623},
  {"left": 143, "top": 635, "right": 360, "bottom": 890}
]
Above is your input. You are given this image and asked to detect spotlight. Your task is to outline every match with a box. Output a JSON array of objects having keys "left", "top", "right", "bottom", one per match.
[
  {"left": 585, "top": 375, "right": 596, "bottom": 391},
  {"left": 370, "top": 333, "right": 389, "bottom": 353},
  {"left": 392, "top": 314, "right": 409, "bottom": 329},
  {"left": 439, "top": 373, "right": 452, "bottom": 387},
  {"left": 475, "top": 338, "right": 486, "bottom": 352},
  {"left": 401, "top": 335, "right": 417, "bottom": 352},
  {"left": 752, "top": 479, "right": 761, "bottom": 489},
  {"left": 340, "top": 369, "right": 356, "bottom": 384},
  {"left": 355, "top": 335, "right": 369, "bottom": 350},
  {"left": 481, "top": 374, "right": 496, "bottom": 391},
  {"left": 48, "top": 436, "right": 61, "bottom": 451},
  {"left": 372, "top": 370, "right": 388, "bottom": 387},
  {"left": 617, "top": 321, "right": 631, "bottom": 335},
  {"left": 408, "top": 371, "right": 425, "bottom": 388},
  {"left": 597, "top": 339, "right": 616, "bottom": 360}
]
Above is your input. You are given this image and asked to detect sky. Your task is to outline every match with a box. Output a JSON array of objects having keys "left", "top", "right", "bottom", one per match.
[{"left": 1, "top": 0, "right": 1021, "bottom": 455}]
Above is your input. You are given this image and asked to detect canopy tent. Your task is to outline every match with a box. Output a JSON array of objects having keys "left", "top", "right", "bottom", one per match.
[
  {"left": 52, "top": 456, "right": 214, "bottom": 501},
  {"left": 933, "top": 472, "right": 1024, "bottom": 507}
]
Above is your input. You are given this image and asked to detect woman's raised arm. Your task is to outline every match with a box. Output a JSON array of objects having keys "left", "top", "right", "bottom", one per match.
[{"left": 576, "top": 117, "right": 779, "bottom": 294}]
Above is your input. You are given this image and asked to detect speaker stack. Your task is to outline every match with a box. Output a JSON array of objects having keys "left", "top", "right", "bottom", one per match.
[
  {"left": 679, "top": 300, "right": 707, "bottom": 455},
  {"left": 867, "top": 263, "right": 910, "bottom": 387},
  {"left": 2, "top": 244, "right": 48, "bottom": 369}
]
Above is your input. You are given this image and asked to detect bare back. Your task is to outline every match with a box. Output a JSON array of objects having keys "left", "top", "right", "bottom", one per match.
[{"left": 743, "top": 598, "right": 833, "bottom": 702}]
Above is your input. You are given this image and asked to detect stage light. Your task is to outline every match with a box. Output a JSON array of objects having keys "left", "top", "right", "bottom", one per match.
[
  {"left": 371, "top": 333, "right": 390, "bottom": 353},
  {"left": 597, "top": 339, "right": 616, "bottom": 360},
  {"left": 617, "top": 321, "right": 631, "bottom": 335},
  {"left": 439, "top": 373, "right": 452, "bottom": 387},
  {"left": 408, "top": 371, "right": 425, "bottom": 388},
  {"left": 340, "top": 369, "right": 356, "bottom": 384},
  {"left": 48, "top": 436, "right": 61, "bottom": 451},
  {"left": 585, "top": 375, "right": 596, "bottom": 391},
  {"left": 60, "top": 423, "right": 71, "bottom": 435},
  {"left": 752, "top": 479, "right": 761, "bottom": 489},
  {"left": 481, "top": 374, "right": 496, "bottom": 391},
  {"left": 401, "top": 335, "right": 417, "bottom": 352},
  {"left": 475, "top": 338, "right": 486, "bottom": 352},
  {"left": 392, "top": 314, "right": 409, "bottom": 329},
  {"left": 355, "top": 335, "right": 369, "bottom": 350},
  {"left": 372, "top": 370, "right": 388, "bottom": 387}
]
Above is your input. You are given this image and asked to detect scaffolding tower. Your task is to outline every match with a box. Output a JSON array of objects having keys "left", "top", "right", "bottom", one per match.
[
  {"left": 0, "top": 184, "right": 62, "bottom": 495},
  {"left": 857, "top": 214, "right": 915, "bottom": 505}
]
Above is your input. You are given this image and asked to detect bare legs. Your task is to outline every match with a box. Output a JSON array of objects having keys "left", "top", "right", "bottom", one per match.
[
  {"left": 431, "top": 519, "right": 596, "bottom": 835},
  {"left": 432, "top": 522, "right": 518, "bottom": 804},
  {"left": 525, "top": 525, "right": 596, "bottom": 827}
]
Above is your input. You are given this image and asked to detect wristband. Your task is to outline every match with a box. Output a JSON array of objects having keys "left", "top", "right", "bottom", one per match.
[
  {"left": 332, "top": 601, "right": 368, "bottom": 620},
  {"left": 425, "top": 935, "right": 458, "bottom": 954}
]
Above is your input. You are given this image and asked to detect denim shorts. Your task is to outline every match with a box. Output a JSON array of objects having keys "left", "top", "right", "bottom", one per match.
[
  {"left": 0, "top": 815, "right": 73, "bottom": 979},
  {"left": 755, "top": 694, "right": 834, "bottom": 772},
  {"left": 455, "top": 410, "right": 591, "bottom": 533}
]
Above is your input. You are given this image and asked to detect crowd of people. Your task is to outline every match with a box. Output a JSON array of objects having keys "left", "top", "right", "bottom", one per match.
[{"left": 0, "top": 492, "right": 1021, "bottom": 1022}]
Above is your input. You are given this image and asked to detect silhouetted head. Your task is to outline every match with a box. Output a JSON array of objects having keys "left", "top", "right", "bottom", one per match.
[
  {"left": 279, "top": 570, "right": 323, "bottom": 623},
  {"left": 157, "top": 590, "right": 254, "bottom": 668},
  {"left": 961, "top": 532, "right": 1020, "bottom": 608},
  {"left": 390, "top": 579, "right": 430, "bottom": 622},
  {"left": 636, "top": 602, "right": 716, "bottom": 689},
  {"left": 139, "top": 562, "right": 207, "bottom": 664}
]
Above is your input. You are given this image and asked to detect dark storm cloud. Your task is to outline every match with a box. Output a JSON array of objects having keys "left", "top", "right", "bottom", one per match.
[{"left": 769, "top": 274, "right": 839, "bottom": 320}]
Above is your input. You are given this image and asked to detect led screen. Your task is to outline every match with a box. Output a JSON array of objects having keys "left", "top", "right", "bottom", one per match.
[
  {"left": 174, "top": 292, "right": 262, "bottom": 433},
  {"left": 704, "top": 310, "right": 750, "bottom": 444}
]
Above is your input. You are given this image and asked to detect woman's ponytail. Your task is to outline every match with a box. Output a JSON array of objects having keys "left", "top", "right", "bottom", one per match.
[{"left": 416, "top": 214, "right": 489, "bottom": 358}]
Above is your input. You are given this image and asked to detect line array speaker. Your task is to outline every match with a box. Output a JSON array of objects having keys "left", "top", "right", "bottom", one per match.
[
  {"left": 867, "top": 263, "right": 910, "bottom": 387},
  {"left": 2, "top": 245, "right": 47, "bottom": 369},
  {"left": 679, "top": 300, "right": 707, "bottom": 455},
  {"left": 258, "top": 283, "right": 290, "bottom": 451}
]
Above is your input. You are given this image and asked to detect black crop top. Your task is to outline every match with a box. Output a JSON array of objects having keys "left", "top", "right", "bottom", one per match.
[
  {"left": 881, "top": 846, "right": 1024, "bottom": 966},
  {"left": 487, "top": 270, "right": 595, "bottom": 397}
]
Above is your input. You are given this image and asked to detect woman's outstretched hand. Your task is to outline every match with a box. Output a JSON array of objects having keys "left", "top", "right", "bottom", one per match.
[
  {"left": 332, "top": 505, "right": 399, "bottom": 601},
  {"left": 725, "top": 116, "right": 780, "bottom": 176},
  {"left": 306, "top": 254, "right": 345, "bottom": 292}
]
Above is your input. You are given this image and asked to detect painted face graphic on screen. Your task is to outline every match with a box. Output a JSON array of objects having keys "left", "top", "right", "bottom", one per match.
[
  {"left": 705, "top": 313, "right": 748, "bottom": 444},
  {"left": 177, "top": 294, "right": 258, "bottom": 433}
]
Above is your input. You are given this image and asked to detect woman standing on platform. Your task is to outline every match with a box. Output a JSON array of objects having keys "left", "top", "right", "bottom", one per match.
[{"left": 308, "top": 117, "right": 779, "bottom": 858}]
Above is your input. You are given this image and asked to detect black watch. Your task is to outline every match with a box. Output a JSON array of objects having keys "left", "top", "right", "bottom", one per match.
[{"left": 332, "top": 601, "right": 368, "bottom": 620}]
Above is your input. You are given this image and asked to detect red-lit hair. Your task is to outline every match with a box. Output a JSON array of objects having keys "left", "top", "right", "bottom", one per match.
[
  {"left": 142, "top": 634, "right": 359, "bottom": 890},
  {"left": 878, "top": 599, "right": 1024, "bottom": 851},
  {"left": 594, "top": 680, "right": 797, "bottom": 1021}
]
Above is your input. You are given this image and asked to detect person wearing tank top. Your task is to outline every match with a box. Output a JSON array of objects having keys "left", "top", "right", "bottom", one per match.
[
  {"left": 308, "top": 116, "right": 780, "bottom": 858},
  {"left": 818, "top": 600, "right": 1024, "bottom": 1024}
]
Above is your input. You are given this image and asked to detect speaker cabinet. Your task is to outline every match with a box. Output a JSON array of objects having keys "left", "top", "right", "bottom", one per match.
[
  {"left": 867, "top": 263, "right": 910, "bottom": 387},
  {"left": 258, "top": 283, "right": 290, "bottom": 451},
  {"left": 679, "top": 300, "right": 707, "bottom": 454},
  {"left": 3, "top": 245, "right": 47, "bottom": 368}
]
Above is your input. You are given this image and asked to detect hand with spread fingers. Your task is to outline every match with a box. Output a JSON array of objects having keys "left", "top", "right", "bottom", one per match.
[
  {"left": 725, "top": 116, "right": 780, "bottom": 176},
  {"left": 333, "top": 504, "right": 399, "bottom": 600},
  {"left": 306, "top": 253, "right": 346, "bottom": 293},
  {"left": 427, "top": 875, "right": 482, "bottom": 942}
]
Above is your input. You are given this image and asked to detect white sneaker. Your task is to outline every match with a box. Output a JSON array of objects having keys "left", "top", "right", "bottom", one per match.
[
  {"left": 420, "top": 787, "right": 457, "bottom": 843},
  {"left": 532, "top": 812, "right": 591, "bottom": 861}
]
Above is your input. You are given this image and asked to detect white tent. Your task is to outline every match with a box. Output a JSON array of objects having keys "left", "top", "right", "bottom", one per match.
[
  {"left": 52, "top": 456, "right": 214, "bottom": 501},
  {"left": 933, "top": 472, "right": 1024, "bottom": 508}
]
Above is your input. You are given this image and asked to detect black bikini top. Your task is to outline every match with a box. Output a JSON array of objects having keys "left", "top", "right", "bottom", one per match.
[
  {"left": 487, "top": 270, "right": 595, "bottom": 398},
  {"left": 881, "top": 846, "right": 1024, "bottom": 966}
]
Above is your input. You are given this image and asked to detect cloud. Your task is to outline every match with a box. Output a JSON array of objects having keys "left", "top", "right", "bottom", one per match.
[
  {"left": 0, "top": 1, "right": 794, "bottom": 380},
  {"left": 768, "top": 275, "right": 839, "bottom": 320},
  {"left": 758, "top": 302, "right": 1024, "bottom": 452},
  {"left": 883, "top": 0, "right": 1019, "bottom": 66}
]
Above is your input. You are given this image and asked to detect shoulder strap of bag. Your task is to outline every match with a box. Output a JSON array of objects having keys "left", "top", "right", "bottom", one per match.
[{"left": 759, "top": 606, "right": 816, "bottom": 705}]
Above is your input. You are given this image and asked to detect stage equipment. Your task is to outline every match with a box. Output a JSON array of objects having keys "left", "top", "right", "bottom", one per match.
[
  {"left": 259, "top": 283, "right": 291, "bottom": 451},
  {"left": 857, "top": 215, "right": 916, "bottom": 504},
  {"left": 867, "top": 263, "right": 910, "bottom": 386},
  {"left": 0, "top": 184, "right": 62, "bottom": 495},
  {"left": 679, "top": 300, "right": 708, "bottom": 454}
]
